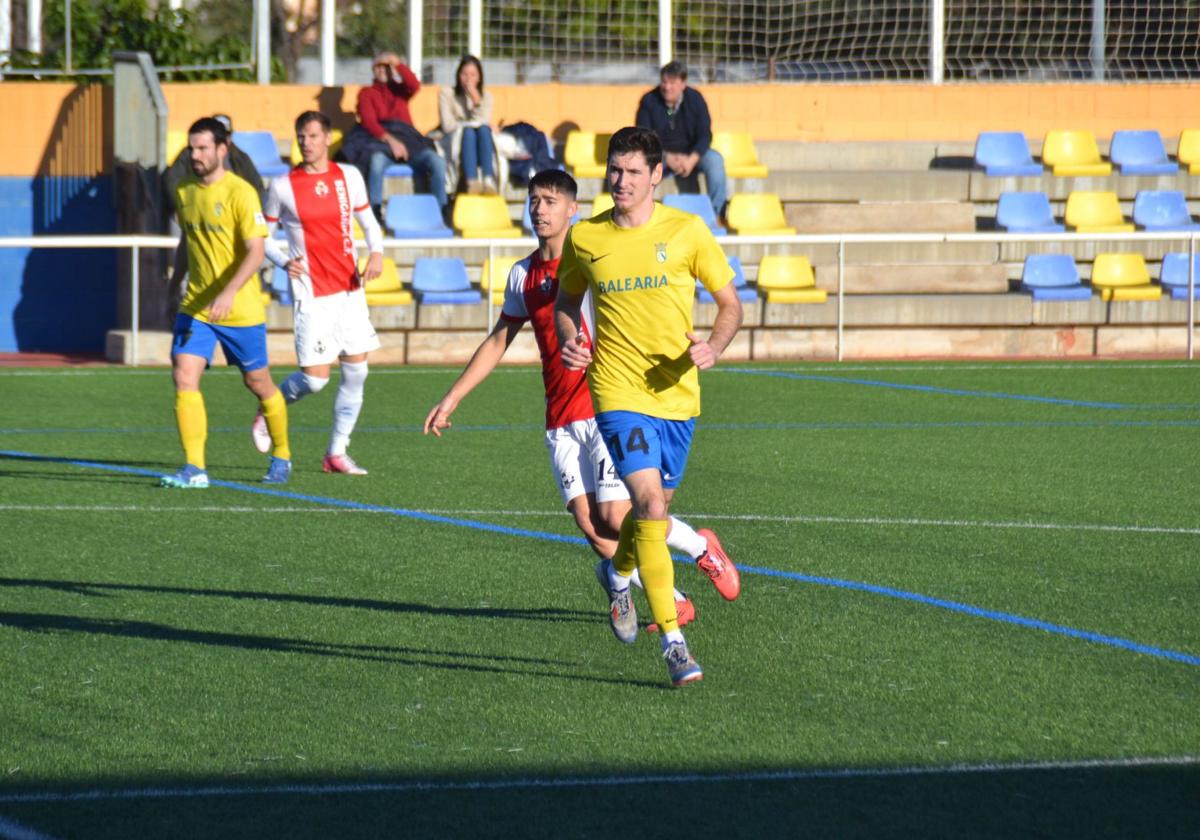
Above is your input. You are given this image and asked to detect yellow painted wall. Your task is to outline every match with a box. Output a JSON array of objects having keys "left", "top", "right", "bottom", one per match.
[{"left": 4, "top": 81, "right": 1200, "bottom": 176}]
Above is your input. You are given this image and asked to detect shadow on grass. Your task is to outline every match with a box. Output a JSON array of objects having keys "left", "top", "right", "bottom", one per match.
[{"left": 0, "top": 761, "right": 1195, "bottom": 839}]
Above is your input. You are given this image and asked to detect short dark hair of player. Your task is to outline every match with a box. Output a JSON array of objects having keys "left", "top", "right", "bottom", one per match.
[
  {"left": 528, "top": 168, "right": 577, "bottom": 201},
  {"left": 295, "top": 110, "right": 331, "bottom": 135},
  {"left": 608, "top": 126, "right": 663, "bottom": 171},
  {"left": 660, "top": 61, "right": 688, "bottom": 81},
  {"left": 188, "top": 117, "right": 228, "bottom": 146},
  {"left": 453, "top": 54, "right": 485, "bottom": 98}
]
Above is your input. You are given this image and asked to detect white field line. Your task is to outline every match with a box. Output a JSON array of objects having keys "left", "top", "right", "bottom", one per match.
[
  {"left": 0, "top": 816, "right": 63, "bottom": 840},
  {"left": 1, "top": 505, "right": 1197, "bottom": 536},
  {"left": 0, "top": 755, "right": 1196, "bottom": 805}
]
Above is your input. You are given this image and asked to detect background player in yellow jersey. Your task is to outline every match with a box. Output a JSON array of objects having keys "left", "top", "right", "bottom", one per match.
[
  {"left": 161, "top": 117, "right": 292, "bottom": 488},
  {"left": 555, "top": 126, "right": 743, "bottom": 686}
]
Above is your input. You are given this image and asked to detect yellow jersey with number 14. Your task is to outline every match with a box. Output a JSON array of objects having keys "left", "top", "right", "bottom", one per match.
[
  {"left": 175, "top": 171, "right": 269, "bottom": 326},
  {"left": 559, "top": 203, "right": 733, "bottom": 420}
]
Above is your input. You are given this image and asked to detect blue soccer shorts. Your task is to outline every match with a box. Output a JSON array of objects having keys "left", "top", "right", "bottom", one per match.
[
  {"left": 594, "top": 410, "right": 695, "bottom": 490},
  {"left": 171, "top": 314, "right": 269, "bottom": 373}
]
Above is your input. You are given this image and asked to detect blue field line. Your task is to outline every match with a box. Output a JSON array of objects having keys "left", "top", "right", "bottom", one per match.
[
  {"left": 2, "top": 447, "right": 1197, "bottom": 669},
  {"left": 719, "top": 368, "right": 1199, "bottom": 410}
]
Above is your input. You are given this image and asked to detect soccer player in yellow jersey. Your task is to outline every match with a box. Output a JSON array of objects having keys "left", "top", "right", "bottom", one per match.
[
  {"left": 555, "top": 126, "right": 743, "bottom": 686},
  {"left": 160, "top": 117, "right": 292, "bottom": 488}
]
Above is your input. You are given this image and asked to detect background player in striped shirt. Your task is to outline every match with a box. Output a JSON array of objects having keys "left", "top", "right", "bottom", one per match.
[
  {"left": 259, "top": 111, "right": 386, "bottom": 475},
  {"left": 423, "top": 169, "right": 739, "bottom": 631}
]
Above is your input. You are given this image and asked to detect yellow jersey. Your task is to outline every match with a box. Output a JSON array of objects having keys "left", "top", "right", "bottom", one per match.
[
  {"left": 175, "top": 171, "right": 269, "bottom": 326},
  {"left": 559, "top": 203, "right": 732, "bottom": 419}
]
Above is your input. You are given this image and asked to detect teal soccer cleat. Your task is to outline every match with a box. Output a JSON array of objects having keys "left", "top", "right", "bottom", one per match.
[{"left": 159, "top": 464, "right": 209, "bottom": 489}]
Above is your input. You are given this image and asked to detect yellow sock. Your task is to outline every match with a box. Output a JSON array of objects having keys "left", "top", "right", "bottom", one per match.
[
  {"left": 260, "top": 389, "right": 291, "bottom": 460},
  {"left": 612, "top": 512, "right": 637, "bottom": 577},
  {"left": 175, "top": 390, "right": 207, "bottom": 470},
  {"left": 634, "top": 518, "right": 676, "bottom": 633}
]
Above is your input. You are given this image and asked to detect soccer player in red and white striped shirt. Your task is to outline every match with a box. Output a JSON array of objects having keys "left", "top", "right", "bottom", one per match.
[{"left": 259, "top": 111, "right": 385, "bottom": 475}]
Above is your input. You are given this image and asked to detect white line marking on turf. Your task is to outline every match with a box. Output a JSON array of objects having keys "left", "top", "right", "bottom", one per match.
[
  {"left": 0, "top": 816, "right": 63, "bottom": 840},
  {"left": 3, "top": 505, "right": 1196, "bottom": 536},
  {"left": 0, "top": 755, "right": 1195, "bottom": 804}
]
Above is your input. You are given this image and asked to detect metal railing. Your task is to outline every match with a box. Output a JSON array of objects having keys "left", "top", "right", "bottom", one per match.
[{"left": 0, "top": 231, "right": 1194, "bottom": 366}]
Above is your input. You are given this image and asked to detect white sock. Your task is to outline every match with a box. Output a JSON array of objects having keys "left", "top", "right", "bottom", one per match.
[
  {"left": 628, "top": 567, "right": 685, "bottom": 601},
  {"left": 607, "top": 562, "right": 631, "bottom": 593},
  {"left": 329, "top": 360, "right": 368, "bottom": 456},
  {"left": 662, "top": 630, "right": 684, "bottom": 649},
  {"left": 280, "top": 371, "right": 328, "bottom": 404},
  {"left": 666, "top": 516, "right": 708, "bottom": 559}
]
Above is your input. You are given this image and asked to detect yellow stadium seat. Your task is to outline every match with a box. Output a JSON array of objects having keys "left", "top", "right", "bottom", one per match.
[
  {"left": 563, "top": 131, "right": 610, "bottom": 178},
  {"left": 590, "top": 192, "right": 614, "bottom": 216},
  {"left": 452, "top": 195, "right": 522, "bottom": 238},
  {"left": 1042, "top": 130, "right": 1112, "bottom": 176},
  {"left": 166, "top": 130, "right": 189, "bottom": 162},
  {"left": 481, "top": 256, "right": 520, "bottom": 305},
  {"left": 726, "top": 194, "right": 796, "bottom": 236},
  {"left": 755, "top": 255, "right": 826, "bottom": 303},
  {"left": 290, "top": 128, "right": 345, "bottom": 165},
  {"left": 361, "top": 256, "right": 414, "bottom": 306},
  {"left": 1064, "top": 191, "right": 1134, "bottom": 233},
  {"left": 711, "top": 132, "right": 769, "bottom": 179},
  {"left": 1177, "top": 130, "right": 1200, "bottom": 175},
  {"left": 1090, "top": 253, "right": 1161, "bottom": 301}
]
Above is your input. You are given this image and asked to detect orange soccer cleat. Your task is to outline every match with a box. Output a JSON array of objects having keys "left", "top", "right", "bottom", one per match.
[{"left": 695, "top": 528, "right": 740, "bottom": 601}]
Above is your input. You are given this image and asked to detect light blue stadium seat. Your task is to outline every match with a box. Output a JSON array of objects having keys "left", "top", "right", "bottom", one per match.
[
  {"left": 1110, "top": 130, "right": 1178, "bottom": 176},
  {"left": 697, "top": 255, "right": 757, "bottom": 303},
  {"left": 974, "top": 132, "right": 1043, "bottom": 177},
  {"left": 521, "top": 195, "right": 581, "bottom": 234},
  {"left": 411, "top": 257, "right": 481, "bottom": 304},
  {"left": 230, "top": 131, "right": 289, "bottom": 178},
  {"left": 1132, "top": 190, "right": 1200, "bottom": 231},
  {"left": 996, "top": 192, "right": 1064, "bottom": 233},
  {"left": 383, "top": 162, "right": 415, "bottom": 178},
  {"left": 664, "top": 193, "right": 727, "bottom": 235},
  {"left": 1160, "top": 253, "right": 1200, "bottom": 300},
  {"left": 1020, "top": 254, "right": 1091, "bottom": 301},
  {"left": 385, "top": 194, "right": 453, "bottom": 238}
]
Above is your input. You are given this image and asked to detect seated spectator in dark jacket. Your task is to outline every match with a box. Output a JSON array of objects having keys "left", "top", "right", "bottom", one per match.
[
  {"left": 635, "top": 62, "right": 726, "bottom": 219},
  {"left": 339, "top": 51, "right": 447, "bottom": 220},
  {"left": 163, "top": 114, "right": 263, "bottom": 212}
]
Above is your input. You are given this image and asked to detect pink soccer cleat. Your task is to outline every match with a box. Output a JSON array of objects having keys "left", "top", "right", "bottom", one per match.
[{"left": 322, "top": 453, "right": 368, "bottom": 475}]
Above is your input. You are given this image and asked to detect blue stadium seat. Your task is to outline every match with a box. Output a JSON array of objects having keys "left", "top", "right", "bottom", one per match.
[
  {"left": 1020, "top": 254, "right": 1091, "bottom": 301},
  {"left": 385, "top": 194, "right": 453, "bottom": 238},
  {"left": 383, "top": 162, "right": 415, "bottom": 178},
  {"left": 1159, "top": 253, "right": 1200, "bottom": 300},
  {"left": 664, "top": 193, "right": 727, "bottom": 235},
  {"left": 521, "top": 195, "right": 581, "bottom": 234},
  {"left": 974, "top": 132, "right": 1043, "bottom": 177},
  {"left": 230, "top": 131, "right": 289, "bottom": 178},
  {"left": 1109, "top": 130, "right": 1178, "bottom": 175},
  {"left": 996, "top": 192, "right": 1064, "bottom": 233},
  {"left": 411, "top": 257, "right": 481, "bottom": 304},
  {"left": 1132, "top": 190, "right": 1200, "bottom": 231},
  {"left": 697, "top": 255, "right": 757, "bottom": 303}
]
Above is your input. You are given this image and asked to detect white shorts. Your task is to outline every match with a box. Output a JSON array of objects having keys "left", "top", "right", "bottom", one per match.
[
  {"left": 293, "top": 288, "right": 381, "bottom": 367},
  {"left": 544, "top": 418, "right": 630, "bottom": 506}
]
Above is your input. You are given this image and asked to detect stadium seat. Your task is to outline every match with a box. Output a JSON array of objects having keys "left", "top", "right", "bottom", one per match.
[
  {"left": 166, "top": 130, "right": 189, "bottom": 163},
  {"left": 1019, "top": 255, "right": 1091, "bottom": 301},
  {"left": 521, "top": 196, "right": 580, "bottom": 234},
  {"left": 755, "top": 255, "right": 826, "bottom": 303},
  {"left": 726, "top": 194, "right": 796, "bottom": 235},
  {"left": 973, "top": 131, "right": 1043, "bottom": 177},
  {"left": 697, "top": 255, "right": 757, "bottom": 303},
  {"left": 1132, "top": 190, "right": 1200, "bottom": 231},
  {"left": 451, "top": 195, "right": 522, "bottom": 238},
  {"left": 710, "top": 132, "right": 769, "bottom": 179},
  {"left": 995, "top": 191, "right": 1064, "bottom": 233},
  {"left": 1091, "top": 253, "right": 1161, "bottom": 301},
  {"left": 1159, "top": 253, "right": 1200, "bottom": 300},
  {"left": 230, "top": 130, "right": 289, "bottom": 178},
  {"left": 1041, "top": 130, "right": 1112, "bottom": 177},
  {"left": 382, "top": 162, "right": 414, "bottom": 178},
  {"left": 1064, "top": 191, "right": 1133, "bottom": 233},
  {"left": 1177, "top": 130, "right": 1200, "bottom": 175},
  {"left": 412, "top": 257, "right": 481, "bottom": 304},
  {"left": 385, "top": 194, "right": 454, "bottom": 238},
  {"left": 289, "top": 128, "right": 344, "bottom": 165},
  {"left": 480, "top": 256, "right": 520, "bottom": 305},
  {"left": 590, "top": 192, "right": 614, "bottom": 216},
  {"left": 563, "top": 131, "right": 610, "bottom": 178},
  {"left": 1109, "top": 130, "right": 1177, "bottom": 175},
  {"left": 664, "top": 192, "right": 727, "bottom": 235},
  {"left": 362, "top": 256, "right": 413, "bottom": 306}
]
